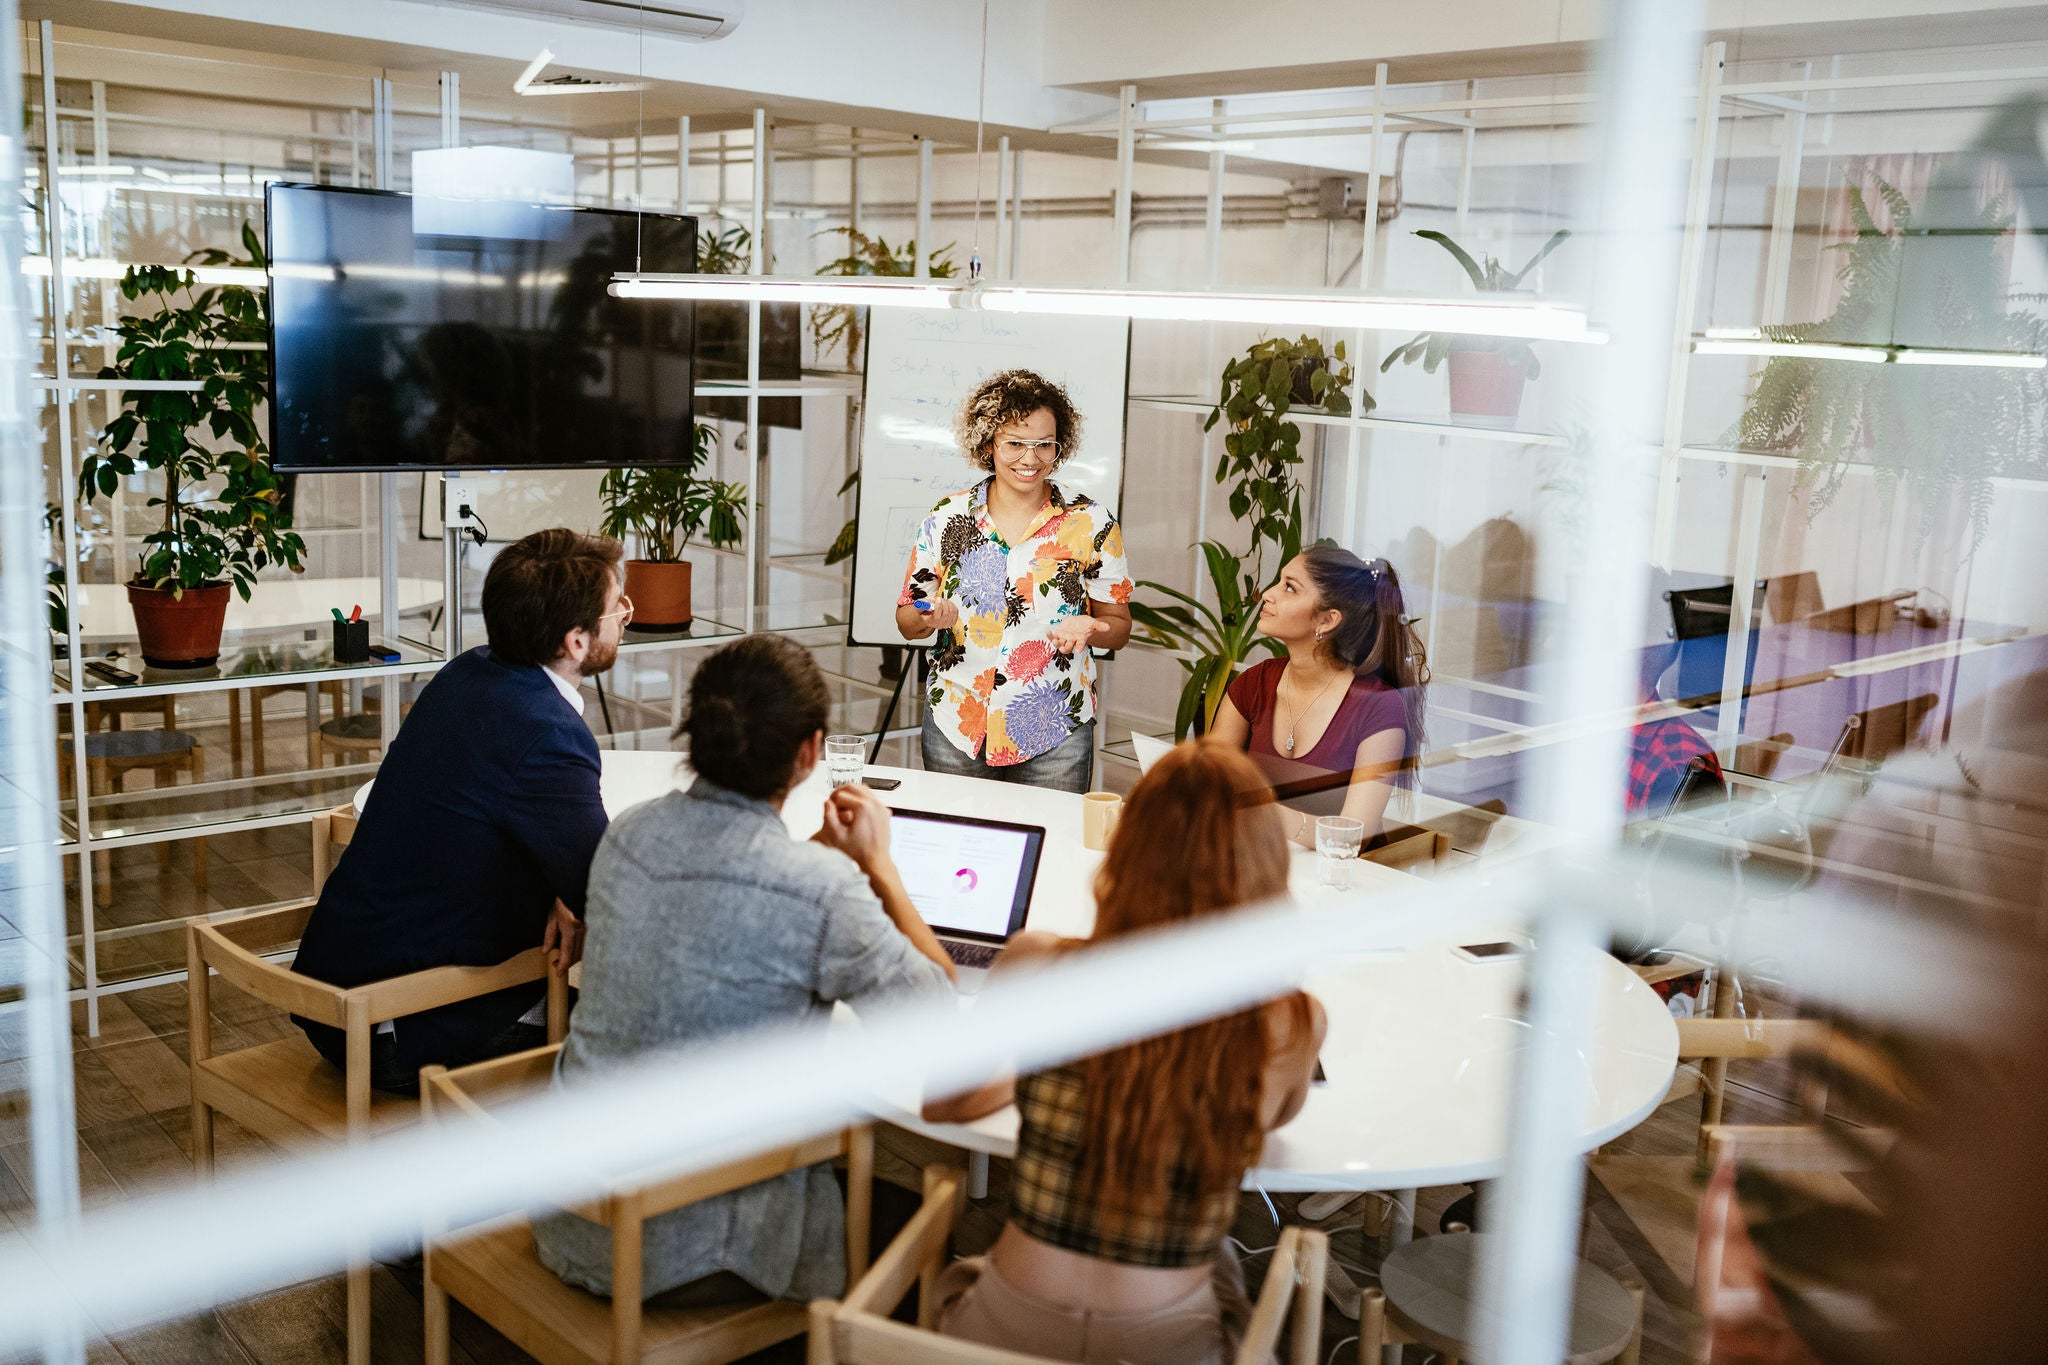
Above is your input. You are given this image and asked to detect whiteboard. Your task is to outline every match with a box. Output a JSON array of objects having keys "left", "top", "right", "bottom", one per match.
[{"left": 849, "top": 308, "right": 1131, "bottom": 648}]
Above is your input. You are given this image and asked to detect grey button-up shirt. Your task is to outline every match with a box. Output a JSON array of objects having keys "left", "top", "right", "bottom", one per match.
[{"left": 532, "top": 780, "right": 954, "bottom": 1301}]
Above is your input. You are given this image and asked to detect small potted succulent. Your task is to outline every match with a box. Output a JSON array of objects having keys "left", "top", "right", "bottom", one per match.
[
  {"left": 598, "top": 421, "right": 747, "bottom": 629},
  {"left": 78, "top": 231, "right": 306, "bottom": 667},
  {"left": 1379, "top": 228, "right": 1570, "bottom": 424}
]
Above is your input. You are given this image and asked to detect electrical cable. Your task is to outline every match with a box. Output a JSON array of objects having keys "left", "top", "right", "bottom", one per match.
[
  {"left": 1325, "top": 1335, "right": 1359, "bottom": 1365},
  {"left": 969, "top": 0, "right": 988, "bottom": 280}
]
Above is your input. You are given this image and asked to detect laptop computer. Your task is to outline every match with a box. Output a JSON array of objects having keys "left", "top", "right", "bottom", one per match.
[
  {"left": 887, "top": 807, "right": 1045, "bottom": 977},
  {"left": 1131, "top": 731, "right": 1174, "bottom": 774}
]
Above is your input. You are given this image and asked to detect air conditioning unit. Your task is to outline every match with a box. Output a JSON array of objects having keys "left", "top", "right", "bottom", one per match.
[{"left": 438, "top": 0, "right": 743, "bottom": 40}]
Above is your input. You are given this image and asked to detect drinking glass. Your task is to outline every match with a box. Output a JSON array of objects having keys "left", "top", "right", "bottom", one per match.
[
  {"left": 825, "top": 735, "right": 865, "bottom": 788},
  {"left": 1316, "top": 816, "right": 1367, "bottom": 889}
]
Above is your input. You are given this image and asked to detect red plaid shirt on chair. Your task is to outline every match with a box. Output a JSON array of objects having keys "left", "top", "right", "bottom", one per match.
[{"left": 1627, "top": 717, "right": 1725, "bottom": 815}]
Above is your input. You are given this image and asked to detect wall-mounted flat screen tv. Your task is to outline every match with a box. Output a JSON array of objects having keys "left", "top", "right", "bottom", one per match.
[{"left": 266, "top": 184, "right": 695, "bottom": 472}]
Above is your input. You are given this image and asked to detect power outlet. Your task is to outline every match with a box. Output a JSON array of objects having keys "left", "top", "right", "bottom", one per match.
[{"left": 441, "top": 476, "right": 481, "bottom": 530}]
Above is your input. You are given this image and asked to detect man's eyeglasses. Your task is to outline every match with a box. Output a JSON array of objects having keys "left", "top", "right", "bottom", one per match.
[
  {"left": 996, "top": 438, "right": 1062, "bottom": 461},
  {"left": 600, "top": 594, "right": 635, "bottom": 626}
]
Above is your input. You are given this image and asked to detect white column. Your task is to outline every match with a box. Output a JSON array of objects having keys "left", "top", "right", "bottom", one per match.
[
  {"left": 27, "top": 17, "right": 87, "bottom": 1364},
  {"left": 994, "top": 134, "right": 1011, "bottom": 279},
  {"left": 1760, "top": 79, "right": 1809, "bottom": 326},
  {"left": 677, "top": 115, "right": 691, "bottom": 214},
  {"left": 915, "top": 138, "right": 933, "bottom": 277},
  {"left": 1113, "top": 84, "right": 1137, "bottom": 284},
  {"left": 746, "top": 109, "right": 766, "bottom": 629},
  {"left": 1652, "top": 42, "right": 1727, "bottom": 564}
]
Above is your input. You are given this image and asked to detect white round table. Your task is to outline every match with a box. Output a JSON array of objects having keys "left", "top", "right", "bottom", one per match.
[
  {"left": 357, "top": 751, "right": 1680, "bottom": 1197},
  {"left": 72, "top": 575, "right": 442, "bottom": 644}
]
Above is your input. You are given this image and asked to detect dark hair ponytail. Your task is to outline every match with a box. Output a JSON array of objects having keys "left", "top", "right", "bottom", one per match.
[
  {"left": 680, "top": 634, "right": 830, "bottom": 800},
  {"left": 1298, "top": 545, "right": 1429, "bottom": 756}
]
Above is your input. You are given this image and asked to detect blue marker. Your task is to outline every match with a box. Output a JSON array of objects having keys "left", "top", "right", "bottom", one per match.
[{"left": 912, "top": 601, "right": 934, "bottom": 613}]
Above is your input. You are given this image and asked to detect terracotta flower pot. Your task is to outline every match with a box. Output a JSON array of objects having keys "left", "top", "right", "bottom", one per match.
[
  {"left": 126, "top": 581, "right": 231, "bottom": 668},
  {"left": 623, "top": 559, "right": 693, "bottom": 631},
  {"left": 1446, "top": 347, "right": 1530, "bottom": 423}
]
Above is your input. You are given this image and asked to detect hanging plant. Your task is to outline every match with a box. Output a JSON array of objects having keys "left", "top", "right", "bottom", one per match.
[{"left": 1730, "top": 176, "right": 2048, "bottom": 543}]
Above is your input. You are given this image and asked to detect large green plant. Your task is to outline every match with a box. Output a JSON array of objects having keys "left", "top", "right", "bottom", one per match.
[
  {"left": 77, "top": 228, "right": 305, "bottom": 597},
  {"left": 1731, "top": 178, "right": 2048, "bottom": 542},
  {"left": 1128, "top": 335, "right": 1358, "bottom": 737},
  {"left": 1379, "top": 228, "right": 1571, "bottom": 378},
  {"left": 598, "top": 421, "right": 747, "bottom": 561}
]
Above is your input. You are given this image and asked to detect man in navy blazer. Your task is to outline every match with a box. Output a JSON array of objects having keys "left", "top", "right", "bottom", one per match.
[{"left": 293, "top": 528, "right": 631, "bottom": 1091}]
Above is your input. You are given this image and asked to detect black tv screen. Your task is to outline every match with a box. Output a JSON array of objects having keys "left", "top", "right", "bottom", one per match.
[{"left": 266, "top": 184, "right": 695, "bottom": 472}]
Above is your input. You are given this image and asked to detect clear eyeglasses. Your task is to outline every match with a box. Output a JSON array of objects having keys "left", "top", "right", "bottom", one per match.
[{"left": 996, "top": 438, "right": 1062, "bottom": 461}]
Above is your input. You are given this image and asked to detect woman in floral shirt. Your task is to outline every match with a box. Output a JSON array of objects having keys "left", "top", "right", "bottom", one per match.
[{"left": 896, "top": 369, "right": 1133, "bottom": 793}]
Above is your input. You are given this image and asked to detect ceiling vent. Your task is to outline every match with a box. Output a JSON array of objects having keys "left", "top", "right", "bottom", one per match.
[{"left": 437, "top": 0, "right": 743, "bottom": 40}]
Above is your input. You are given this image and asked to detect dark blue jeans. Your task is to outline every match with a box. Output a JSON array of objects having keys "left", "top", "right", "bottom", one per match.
[{"left": 920, "top": 714, "right": 1096, "bottom": 794}]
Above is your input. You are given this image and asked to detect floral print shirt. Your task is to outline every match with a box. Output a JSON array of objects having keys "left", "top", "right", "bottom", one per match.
[{"left": 899, "top": 478, "right": 1133, "bottom": 765}]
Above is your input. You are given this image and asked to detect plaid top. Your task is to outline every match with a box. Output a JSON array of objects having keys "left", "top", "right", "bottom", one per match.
[
  {"left": 1009, "top": 1065, "right": 1245, "bottom": 1268},
  {"left": 1626, "top": 716, "right": 1725, "bottom": 815}
]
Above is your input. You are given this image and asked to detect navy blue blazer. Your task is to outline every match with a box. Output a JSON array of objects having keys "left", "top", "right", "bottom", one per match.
[{"left": 292, "top": 647, "right": 608, "bottom": 1075}]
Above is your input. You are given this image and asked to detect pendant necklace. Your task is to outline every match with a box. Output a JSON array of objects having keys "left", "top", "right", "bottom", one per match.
[{"left": 1281, "top": 665, "right": 1346, "bottom": 756}]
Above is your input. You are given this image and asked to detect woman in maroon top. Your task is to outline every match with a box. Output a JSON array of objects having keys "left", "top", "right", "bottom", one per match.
[{"left": 1207, "top": 547, "right": 1427, "bottom": 846}]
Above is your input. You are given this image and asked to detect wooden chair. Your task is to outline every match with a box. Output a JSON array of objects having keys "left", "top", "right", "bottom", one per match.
[
  {"left": 314, "top": 713, "right": 387, "bottom": 768},
  {"left": 187, "top": 813, "right": 568, "bottom": 1365},
  {"left": 1584, "top": 1015, "right": 1834, "bottom": 1292},
  {"left": 62, "top": 726, "right": 209, "bottom": 908},
  {"left": 810, "top": 1166, "right": 1328, "bottom": 1365},
  {"left": 1365, "top": 825, "right": 1453, "bottom": 873},
  {"left": 229, "top": 680, "right": 345, "bottom": 775},
  {"left": 421, "top": 1045, "right": 873, "bottom": 1365},
  {"left": 1359, "top": 1229, "right": 1643, "bottom": 1365}
]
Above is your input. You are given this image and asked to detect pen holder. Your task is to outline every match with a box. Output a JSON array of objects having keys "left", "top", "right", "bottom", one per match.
[{"left": 333, "top": 619, "right": 370, "bottom": 663}]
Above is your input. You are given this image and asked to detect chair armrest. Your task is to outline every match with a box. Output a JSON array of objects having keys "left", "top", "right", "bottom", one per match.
[
  {"left": 1676, "top": 1017, "right": 1827, "bottom": 1060},
  {"left": 1703, "top": 1122, "right": 1892, "bottom": 1172},
  {"left": 841, "top": 1167, "right": 964, "bottom": 1320},
  {"left": 632, "top": 1127, "right": 853, "bottom": 1220},
  {"left": 356, "top": 947, "right": 552, "bottom": 1026},
  {"left": 207, "top": 902, "right": 316, "bottom": 952},
  {"left": 189, "top": 917, "right": 346, "bottom": 1027}
]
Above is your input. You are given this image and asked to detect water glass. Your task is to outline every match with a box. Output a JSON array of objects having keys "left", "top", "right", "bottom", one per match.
[
  {"left": 825, "top": 735, "right": 865, "bottom": 788},
  {"left": 1316, "top": 816, "right": 1367, "bottom": 889}
]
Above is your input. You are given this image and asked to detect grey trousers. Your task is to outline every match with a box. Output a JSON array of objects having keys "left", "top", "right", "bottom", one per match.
[{"left": 921, "top": 715, "right": 1097, "bottom": 795}]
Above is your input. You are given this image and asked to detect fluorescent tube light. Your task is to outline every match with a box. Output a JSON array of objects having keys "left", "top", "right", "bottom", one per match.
[
  {"left": 21, "top": 257, "right": 266, "bottom": 286},
  {"left": 1692, "top": 338, "right": 1889, "bottom": 364},
  {"left": 1893, "top": 346, "right": 2046, "bottom": 369},
  {"left": 1693, "top": 336, "right": 2045, "bottom": 369},
  {"left": 610, "top": 275, "right": 960, "bottom": 310},
  {"left": 608, "top": 274, "right": 1606, "bottom": 344}
]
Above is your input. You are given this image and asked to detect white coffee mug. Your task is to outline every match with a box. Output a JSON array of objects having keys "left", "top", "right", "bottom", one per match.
[{"left": 1082, "top": 791, "right": 1123, "bottom": 851}]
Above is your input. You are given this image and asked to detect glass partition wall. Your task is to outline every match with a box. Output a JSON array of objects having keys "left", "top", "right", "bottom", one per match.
[{"left": 5, "top": 8, "right": 2046, "bottom": 1360}]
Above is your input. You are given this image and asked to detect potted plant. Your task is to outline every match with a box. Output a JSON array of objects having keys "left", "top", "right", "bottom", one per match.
[
  {"left": 1128, "top": 335, "right": 1359, "bottom": 736},
  {"left": 1379, "top": 228, "right": 1570, "bottom": 423},
  {"left": 598, "top": 421, "right": 748, "bottom": 630},
  {"left": 77, "top": 229, "right": 306, "bottom": 668},
  {"left": 1732, "top": 176, "right": 2048, "bottom": 544}
]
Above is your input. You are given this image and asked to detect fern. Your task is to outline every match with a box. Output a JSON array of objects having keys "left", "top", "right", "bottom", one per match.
[{"left": 1728, "top": 176, "right": 2048, "bottom": 546}]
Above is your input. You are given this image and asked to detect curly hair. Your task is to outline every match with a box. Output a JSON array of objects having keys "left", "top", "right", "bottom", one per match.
[{"left": 954, "top": 368, "right": 1084, "bottom": 472}]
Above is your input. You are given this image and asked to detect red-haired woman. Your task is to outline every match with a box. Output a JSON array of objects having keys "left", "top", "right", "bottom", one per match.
[{"left": 923, "top": 742, "right": 1326, "bottom": 1364}]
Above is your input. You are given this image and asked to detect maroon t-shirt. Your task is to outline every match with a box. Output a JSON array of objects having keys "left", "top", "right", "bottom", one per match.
[{"left": 1225, "top": 658, "right": 1413, "bottom": 813}]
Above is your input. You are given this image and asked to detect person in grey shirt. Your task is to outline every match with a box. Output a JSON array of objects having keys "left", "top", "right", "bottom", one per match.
[{"left": 533, "top": 633, "right": 956, "bottom": 1305}]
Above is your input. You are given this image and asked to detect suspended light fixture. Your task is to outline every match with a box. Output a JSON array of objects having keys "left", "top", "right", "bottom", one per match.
[
  {"left": 608, "top": 273, "right": 1606, "bottom": 344},
  {"left": 1692, "top": 333, "right": 2044, "bottom": 369}
]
